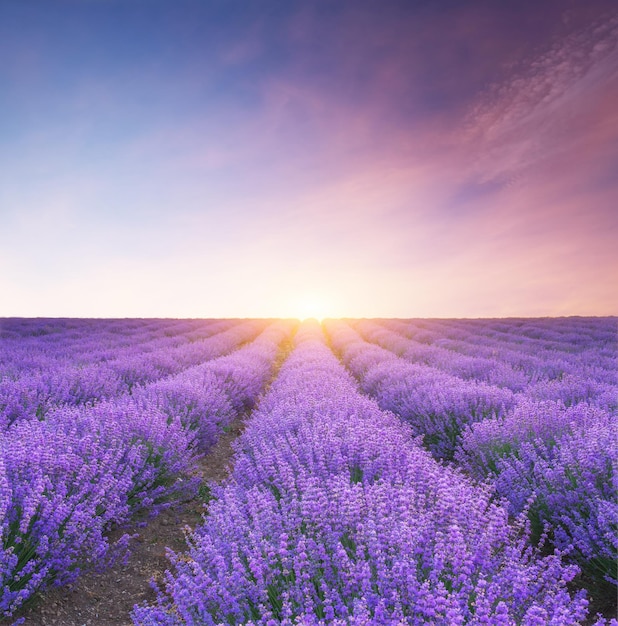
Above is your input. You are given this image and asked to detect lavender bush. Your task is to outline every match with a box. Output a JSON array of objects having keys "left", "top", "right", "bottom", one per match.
[{"left": 458, "top": 400, "right": 617, "bottom": 586}]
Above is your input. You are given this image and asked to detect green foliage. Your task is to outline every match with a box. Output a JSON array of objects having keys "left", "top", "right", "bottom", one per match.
[
  {"left": 197, "top": 483, "right": 214, "bottom": 505},
  {"left": 349, "top": 464, "right": 364, "bottom": 484},
  {"left": 340, "top": 530, "right": 357, "bottom": 559}
]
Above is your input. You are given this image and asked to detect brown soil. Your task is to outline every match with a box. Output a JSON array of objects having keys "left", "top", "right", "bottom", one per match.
[
  {"left": 580, "top": 578, "right": 618, "bottom": 625},
  {"left": 6, "top": 418, "right": 244, "bottom": 626}
]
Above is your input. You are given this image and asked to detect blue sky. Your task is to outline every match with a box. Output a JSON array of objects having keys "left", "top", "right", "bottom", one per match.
[{"left": 1, "top": 0, "right": 617, "bottom": 318}]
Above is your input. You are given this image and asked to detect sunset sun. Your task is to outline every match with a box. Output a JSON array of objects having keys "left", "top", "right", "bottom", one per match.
[{"left": 288, "top": 294, "right": 333, "bottom": 322}]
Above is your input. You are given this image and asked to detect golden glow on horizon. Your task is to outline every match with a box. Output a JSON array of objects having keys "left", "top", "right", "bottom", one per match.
[{"left": 287, "top": 293, "right": 334, "bottom": 322}]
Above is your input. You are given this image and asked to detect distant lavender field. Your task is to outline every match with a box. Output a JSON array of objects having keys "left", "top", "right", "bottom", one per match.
[{"left": 1, "top": 317, "right": 616, "bottom": 625}]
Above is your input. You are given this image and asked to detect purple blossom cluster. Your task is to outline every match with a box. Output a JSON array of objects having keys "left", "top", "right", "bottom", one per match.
[
  {"left": 133, "top": 322, "right": 596, "bottom": 625},
  {"left": 324, "top": 320, "right": 516, "bottom": 460},
  {"left": 458, "top": 400, "right": 618, "bottom": 586},
  {"left": 0, "top": 401, "right": 192, "bottom": 615},
  {"left": 0, "top": 319, "right": 293, "bottom": 617}
]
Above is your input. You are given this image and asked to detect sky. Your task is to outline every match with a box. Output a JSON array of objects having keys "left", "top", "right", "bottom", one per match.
[{"left": 1, "top": 0, "right": 617, "bottom": 319}]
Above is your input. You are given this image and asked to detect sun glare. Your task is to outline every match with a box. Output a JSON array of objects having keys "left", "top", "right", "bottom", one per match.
[{"left": 289, "top": 294, "right": 332, "bottom": 322}]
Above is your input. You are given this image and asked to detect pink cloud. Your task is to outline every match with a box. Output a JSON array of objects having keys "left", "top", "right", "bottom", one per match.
[{"left": 459, "top": 13, "right": 618, "bottom": 187}]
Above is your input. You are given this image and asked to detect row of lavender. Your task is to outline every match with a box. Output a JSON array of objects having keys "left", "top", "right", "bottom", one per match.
[
  {"left": 364, "top": 319, "right": 616, "bottom": 404},
  {"left": 0, "top": 318, "right": 235, "bottom": 376},
  {"left": 324, "top": 319, "right": 617, "bottom": 591},
  {"left": 0, "top": 319, "right": 295, "bottom": 617},
  {"left": 133, "top": 321, "right": 605, "bottom": 625},
  {"left": 380, "top": 316, "right": 616, "bottom": 348},
  {"left": 0, "top": 319, "right": 267, "bottom": 428}
]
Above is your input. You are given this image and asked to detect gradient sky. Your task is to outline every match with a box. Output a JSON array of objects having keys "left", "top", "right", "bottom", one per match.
[{"left": 1, "top": 0, "right": 617, "bottom": 318}]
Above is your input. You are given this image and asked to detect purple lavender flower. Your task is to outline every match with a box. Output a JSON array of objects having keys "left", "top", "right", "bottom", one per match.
[{"left": 459, "top": 400, "right": 617, "bottom": 586}]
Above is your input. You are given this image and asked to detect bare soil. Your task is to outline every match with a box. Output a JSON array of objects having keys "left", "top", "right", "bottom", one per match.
[
  {"left": 580, "top": 578, "right": 618, "bottom": 625},
  {"left": 7, "top": 418, "right": 244, "bottom": 626}
]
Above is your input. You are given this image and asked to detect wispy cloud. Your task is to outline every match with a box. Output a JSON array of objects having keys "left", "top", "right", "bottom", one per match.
[{"left": 461, "top": 14, "right": 618, "bottom": 188}]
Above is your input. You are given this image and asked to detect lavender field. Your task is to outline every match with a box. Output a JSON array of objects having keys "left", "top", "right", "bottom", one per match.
[{"left": 0, "top": 317, "right": 616, "bottom": 625}]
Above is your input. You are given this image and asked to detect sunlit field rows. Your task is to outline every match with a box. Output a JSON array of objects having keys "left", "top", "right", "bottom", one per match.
[{"left": 0, "top": 317, "right": 616, "bottom": 625}]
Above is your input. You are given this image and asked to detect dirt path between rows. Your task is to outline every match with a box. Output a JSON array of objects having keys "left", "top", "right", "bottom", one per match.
[{"left": 8, "top": 418, "right": 244, "bottom": 626}]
